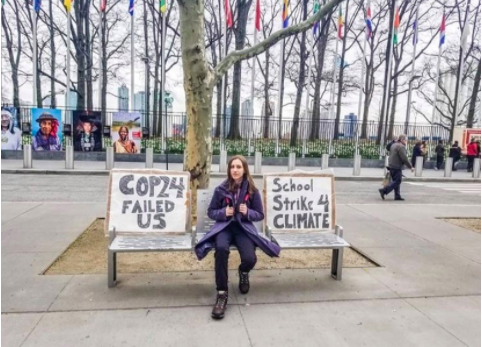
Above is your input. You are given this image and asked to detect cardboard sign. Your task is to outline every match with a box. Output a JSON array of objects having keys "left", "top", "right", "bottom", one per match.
[
  {"left": 106, "top": 169, "right": 190, "bottom": 234},
  {"left": 263, "top": 170, "right": 335, "bottom": 233}
]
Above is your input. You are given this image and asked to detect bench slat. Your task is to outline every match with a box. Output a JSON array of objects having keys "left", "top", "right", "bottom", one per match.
[
  {"left": 272, "top": 233, "right": 350, "bottom": 249},
  {"left": 110, "top": 235, "right": 192, "bottom": 252}
]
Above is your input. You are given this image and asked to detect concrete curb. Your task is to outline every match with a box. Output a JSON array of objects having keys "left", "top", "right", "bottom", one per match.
[{"left": 2, "top": 169, "right": 481, "bottom": 183}]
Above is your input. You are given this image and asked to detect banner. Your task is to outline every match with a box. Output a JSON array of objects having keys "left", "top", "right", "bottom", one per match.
[
  {"left": 264, "top": 171, "right": 335, "bottom": 232},
  {"left": 1, "top": 107, "right": 22, "bottom": 150},
  {"left": 106, "top": 170, "right": 190, "bottom": 233},
  {"left": 73, "top": 111, "right": 102, "bottom": 152},
  {"left": 31, "top": 108, "right": 62, "bottom": 151},
  {"left": 112, "top": 112, "right": 142, "bottom": 154}
]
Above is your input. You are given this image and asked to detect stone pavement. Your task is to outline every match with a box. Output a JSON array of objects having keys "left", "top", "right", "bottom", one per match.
[
  {"left": 1, "top": 159, "right": 480, "bottom": 182},
  {"left": 2, "top": 190, "right": 480, "bottom": 346}
]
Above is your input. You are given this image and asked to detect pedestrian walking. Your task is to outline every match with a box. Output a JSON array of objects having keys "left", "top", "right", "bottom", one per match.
[
  {"left": 195, "top": 155, "right": 281, "bottom": 320},
  {"left": 435, "top": 140, "right": 445, "bottom": 170},
  {"left": 379, "top": 134, "right": 414, "bottom": 201},
  {"left": 466, "top": 138, "right": 478, "bottom": 172},
  {"left": 449, "top": 141, "right": 461, "bottom": 171}
]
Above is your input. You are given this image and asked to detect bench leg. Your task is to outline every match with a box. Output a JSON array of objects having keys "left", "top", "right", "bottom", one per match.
[
  {"left": 108, "top": 249, "right": 117, "bottom": 287},
  {"left": 331, "top": 248, "right": 344, "bottom": 280}
]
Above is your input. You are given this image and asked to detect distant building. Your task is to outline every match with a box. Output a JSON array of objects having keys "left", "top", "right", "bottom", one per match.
[
  {"left": 133, "top": 92, "right": 146, "bottom": 113},
  {"left": 342, "top": 113, "right": 358, "bottom": 138},
  {"left": 64, "top": 90, "right": 77, "bottom": 109},
  {"left": 118, "top": 84, "right": 129, "bottom": 111}
]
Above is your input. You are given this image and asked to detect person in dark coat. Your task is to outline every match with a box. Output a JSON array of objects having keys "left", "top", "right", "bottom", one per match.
[
  {"left": 434, "top": 140, "right": 445, "bottom": 170},
  {"left": 449, "top": 141, "right": 461, "bottom": 171},
  {"left": 195, "top": 155, "right": 280, "bottom": 320},
  {"left": 411, "top": 140, "right": 423, "bottom": 168}
]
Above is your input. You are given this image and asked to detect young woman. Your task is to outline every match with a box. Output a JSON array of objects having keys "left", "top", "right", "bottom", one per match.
[{"left": 195, "top": 155, "right": 281, "bottom": 320}]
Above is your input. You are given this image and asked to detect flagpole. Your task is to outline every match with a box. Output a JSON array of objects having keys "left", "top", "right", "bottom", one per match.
[
  {"left": 161, "top": 12, "right": 166, "bottom": 154},
  {"left": 328, "top": 24, "right": 339, "bottom": 155},
  {"left": 381, "top": 0, "right": 396, "bottom": 146},
  {"left": 32, "top": 7, "right": 38, "bottom": 106},
  {"left": 250, "top": 26, "right": 257, "bottom": 118},
  {"left": 454, "top": 0, "right": 470, "bottom": 126},
  {"left": 220, "top": 15, "right": 227, "bottom": 150},
  {"left": 405, "top": 3, "right": 419, "bottom": 135},
  {"left": 276, "top": 39, "right": 285, "bottom": 140},
  {"left": 130, "top": 12, "right": 135, "bottom": 111},
  {"left": 98, "top": 9, "right": 103, "bottom": 110},
  {"left": 66, "top": 10, "right": 71, "bottom": 111},
  {"left": 356, "top": 38, "right": 366, "bottom": 156}
]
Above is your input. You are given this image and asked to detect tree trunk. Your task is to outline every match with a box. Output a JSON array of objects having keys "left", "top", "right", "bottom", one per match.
[
  {"left": 450, "top": 48, "right": 465, "bottom": 142},
  {"left": 229, "top": 0, "right": 253, "bottom": 139},
  {"left": 290, "top": 0, "right": 308, "bottom": 146},
  {"left": 75, "top": 0, "right": 86, "bottom": 110},
  {"left": 467, "top": 59, "right": 480, "bottom": 128},
  {"left": 333, "top": 0, "right": 349, "bottom": 140},
  {"left": 388, "top": 69, "right": 398, "bottom": 140},
  {"left": 263, "top": 49, "right": 270, "bottom": 139},
  {"left": 278, "top": 43, "right": 285, "bottom": 139},
  {"left": 101, "top": 11, "right": 108, "bottom": 124},
  {"left": 361, "top": 40, "right": 374, "bottom": 139},
  {"left": 1, "top": 4, "right": 21, "bottom": 110},
  {"left": 177, "top": 0, "right": 215, "bottom": 212},
  {"left": 49, "top": 0, "right": 56, "bottom": 108},
  {"left": 85, "top": 1, "right": 93, "bottom": 111},
  {"left": 143, "top": 0, "right": 150, "bottom": 131}
]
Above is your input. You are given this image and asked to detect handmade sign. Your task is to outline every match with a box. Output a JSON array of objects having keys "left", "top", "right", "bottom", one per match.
[
  {"left": 106, "top": 169, "right": 190, "bottom": 233},
  {"left": 263, "top": 170, "right": 335, "bottom": 232}
]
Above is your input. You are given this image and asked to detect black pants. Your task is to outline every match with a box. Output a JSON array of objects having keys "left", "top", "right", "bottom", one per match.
[
  {"left": 436, "top": 155, "right": 444, "bottom": 170},
  {"left": 383, "top": 168, "right": 402, "bottom": 199},
  {"left": 467, "top": 155, "right": 475, "bottom": 171},
  {"left": 214, "top": 223, "right": 257, "bottom": 291}
]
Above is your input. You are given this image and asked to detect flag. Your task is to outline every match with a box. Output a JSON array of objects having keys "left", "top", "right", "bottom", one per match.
[
  {"left": 313, "top": 0, "right": 320, "bottom": 36},
  {"left": 63, "top": 0, "right": 71, "bottom": 11},
  {"left": 439, "top": 14, "right": 445, "bottom": 47},
  {"left": 100, "top": 0, "right": 106, "bottom": 12},
  {"left": 365, "top": 5, "right": 373, "bottom": 40},
  {"left": 282, "top": 0, "right": 289, "bottom": 28},
  {"left": 412, "top": 19, "right": 417, "bottom": 45},
  {"left": 337, "top": 6, "right": 344, "bottom": 39},
  {"left": 129, "top": 0, "right": 134, "bottom": 16},
  {"left": 255, "top": 0, "right": 261, "bottom": 31},
  {"left": 160, "top": 0, "right": 166, "bottom": 13},
  {"left": 34, "top": 0, "right": 41, "bottom": 12},
  {"left": 393, "top": 7, "right": 400, "bottom": 44},
  {"left": 224, "top": 0, "right": 233, "bottom": 28}
]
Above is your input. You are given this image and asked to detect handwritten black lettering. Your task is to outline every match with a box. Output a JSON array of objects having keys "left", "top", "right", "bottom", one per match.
[{"left": 119, "top": 175, "right": 134, "bottom": 195}]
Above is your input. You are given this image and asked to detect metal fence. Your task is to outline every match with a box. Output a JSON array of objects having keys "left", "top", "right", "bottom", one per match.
[{"left": 4, "top": 104, "right": 454, "bottom": 159}]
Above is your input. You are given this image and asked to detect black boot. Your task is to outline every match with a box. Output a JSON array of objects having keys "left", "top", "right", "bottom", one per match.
[
  {"left": 211, "top": 291, "right": 228, "bottom": 320},
  {"left": 238, "top": 269, "right": 250, "bottom": 294}
]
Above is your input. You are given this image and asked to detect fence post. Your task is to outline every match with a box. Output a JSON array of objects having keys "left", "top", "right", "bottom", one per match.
[
  {"left": 321, "top": 153, "right": 329, "bottom": 169},
  {"left": 106, "top": 146, "right": 114, "bottom": 170},
  {"left": 288, "top": 152, "right": 296, "bottom": 171},
  {"left": 254, "top": 152, "right": 262, "bottom": 174},
  {"left": 302, "top": 139, "right": 307, "bottom": 158},
  {"left": 23, "top": 145, "right": 32, "bottom": 169},
  {"left": 219, "top": 150, "right": 227, "bottom": 173},
  {"left": 145, "top": 147, "right": 154, "bottom": 168},
  {"left": 444, "top": 157, "right": 453, "bottom": 177},
  {"left": 275, "top": 138, "right": 279, "bottom": 157},
  {"left": 473, "top": 158, "right": 481, "bottom": 179},
  {"left": 65, "top": 145, "right": 74, "bottom": 169},
  {"left": 353, "top": 154, "right": 361, "bottom": 176},
  {"left": 248, "top": 138, "right": 252, "bottom": 156},
  {"left": 415, "top": 156, "right": 423, "bottom": 177}
]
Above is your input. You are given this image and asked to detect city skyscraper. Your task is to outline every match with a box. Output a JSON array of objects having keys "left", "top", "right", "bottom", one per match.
[
  {"left": 118, "top": 84, "right": 129, "bottom": 111},
  {"left": 133, "top": 92, "right": 146, "bottom": 113}
]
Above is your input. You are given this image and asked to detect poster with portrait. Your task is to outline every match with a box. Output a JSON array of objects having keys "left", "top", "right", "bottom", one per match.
[
  {"left": 73, "top": 110, "right": 102, "bottom": 152},
  {"left": 31, "top": 108, "right": 63, "bottom": 151},
  {"left": 1, "top": 107, "right": 22, "bottom": 150},
  {"left": 111, "top": 112, "right": 142, "bottom": 154}
]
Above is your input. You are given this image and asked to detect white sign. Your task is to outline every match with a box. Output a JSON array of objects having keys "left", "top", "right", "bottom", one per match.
[
  {"left": 264, "top": 172, "right": 335, "bottom": 232},
  {"left": 106, "top": 170, "right": 190, "bottom": 233}
]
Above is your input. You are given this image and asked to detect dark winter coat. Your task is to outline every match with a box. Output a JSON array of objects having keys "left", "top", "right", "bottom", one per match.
[
  {"left": 194, "top": 179, "right": 281, "bottom": 260},
  {"left": 411, "top": 144, "right": 423, "bottom": 167}
]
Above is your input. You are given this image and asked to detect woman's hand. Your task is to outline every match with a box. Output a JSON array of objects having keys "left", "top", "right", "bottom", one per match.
[
  {"left": 239, "top": 204, "right": 248, "bottom": 216},
  {"left": 225, "top": 206, "right": 234, "bottom": 217}
]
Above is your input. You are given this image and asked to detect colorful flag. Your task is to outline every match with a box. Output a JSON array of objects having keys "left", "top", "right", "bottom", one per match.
[
  {"left": 282, "top": 0, "right": 289, "bottom": 28},
  {"left": 100, "top": 0, "right": 106, "bottom": 12},
  {"left": 439, "top": 14, "right": 445, "bottom": 47},
  {"left": 255, "top": 0, "right": 261, "bottom": 31},
  {"left": 129, "top": 0, "right": 134, "bottom": 16},
  {"left": 34, "top": 0, "right": 41, "bottom": 12},
  {"left": 159, "top": 0, "right": 166, "bottom": 13},
  {"left": 337, "top": 6, "right": 344, "bottom": 39},
  {"left": 225, "top": 0, "right": 233, "bottom": 28},
  {"left": 412, "top": 19, "right": 417, "bottom": 45},
  {"left": 393, "top": 7, "right": 400, "bottom": 44},
  {"left": 313, "top": 0, "right": 320, "bottom": 36},
  {"left": 365, "top": 5, "right": 373, "bottom": 40},
  {"left": 64, "top": 0, "right": 71, "bottom": 12}
]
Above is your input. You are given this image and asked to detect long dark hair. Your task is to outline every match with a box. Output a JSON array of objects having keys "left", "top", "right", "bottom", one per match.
[{"left": 227, "top": 155, "right": 258, "bottom": 195}]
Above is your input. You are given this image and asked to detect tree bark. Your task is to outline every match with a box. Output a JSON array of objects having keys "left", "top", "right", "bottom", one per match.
[
  {"left": 466, "top": 59, "right": 480, "bottom": 128},
  {"left": 49, "top": 0, "right": 56, "bottom": 108},
  {"left": 74, "top": 0, "right": 86, "bottom": 110},
  {"left": 85, "top": 0, "right": 93, "bottom": 111},
  {"left": 263, "top": 49, "right": 270, "bottom": 139}
]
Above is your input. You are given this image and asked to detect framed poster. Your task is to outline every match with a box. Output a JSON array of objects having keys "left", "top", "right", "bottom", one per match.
[
  {"left": 31, "top": 108, "right": 62, "bottom": 151},
  {"left": 73, "top": 111, "right": 102, "bottom": 152},
  {"left": 112, "top": 112, "right": 142, "bottom": 154},
  {"left": 1, "top": 107, "right": 22, "bottom": 150}
]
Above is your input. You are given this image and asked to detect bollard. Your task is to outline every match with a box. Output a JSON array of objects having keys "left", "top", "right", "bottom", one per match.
[
  {"left": 384, "top": 156, "right": 389, "bottom": 176},
  {"left": 302, "top": 140, "right": 307, "bottom": 158},
  {"left": 219, "top": 150, "right": 227, "bottom": 173},
  {"left": 444, "top": 157, "right": 453, "bottom": 177},
  {"left": 415, "top": 156, "right": 423, "bottom": 177},
  {"left": 473, "top": 158, "right": 481, "bottom": 178},
  {"left": 254, "top": 152, "right": 262, "bottom": 174},
  {"left": 161, "top": 139, "right": 166, "bottom": 154},
  {"left": 321, "top": 153, "right": 329, "bottom": 169},
  {"left": 288, "top": 152, "right": 296, "bottom": 171},
  {"left": 248, "top": 138, "right": 252, "bottom": 156},
  {"left": 65, "top": 145, "right": 74, "bottom": 169},
  {"left": 106, "top": 146, "right": 114, "bottom": 170},
  {"left": 145, "top": 147, "right": 154, "bottom": 168},
  {"left": 23, "top": 145, "right": 32, "bottom": 169},
  {"left": 275, "top": 138, "right": 280, "bottom": 157},
  {"left": 353, "top": 154, "right": 361, "bottom": 176}
]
